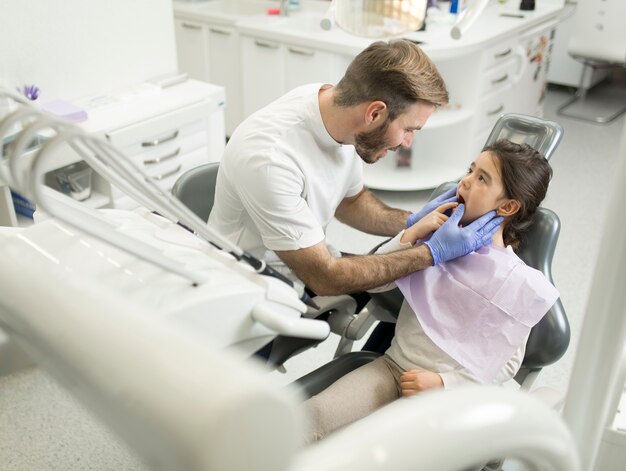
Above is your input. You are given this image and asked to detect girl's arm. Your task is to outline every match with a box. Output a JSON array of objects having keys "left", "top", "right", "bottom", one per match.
[
  {"left": 400, "top": 340, "right": 528, "bottom": 394},
  {"left": 438, "top": 342, "right": 527, "bottom": 389}
]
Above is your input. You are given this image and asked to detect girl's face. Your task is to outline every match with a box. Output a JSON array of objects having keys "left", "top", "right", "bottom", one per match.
[{"left": 456, "top": 151, "right": 514, "bottom": 226}]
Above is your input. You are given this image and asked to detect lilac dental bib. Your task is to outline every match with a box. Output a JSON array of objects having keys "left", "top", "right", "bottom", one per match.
[{"left": 395, "top": 245, "right": 559, "bottom": 382}]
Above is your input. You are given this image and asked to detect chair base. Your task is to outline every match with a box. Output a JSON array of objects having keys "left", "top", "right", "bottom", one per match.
[{"left": 557, "top": 81, "right": 626, "bottom": 125}]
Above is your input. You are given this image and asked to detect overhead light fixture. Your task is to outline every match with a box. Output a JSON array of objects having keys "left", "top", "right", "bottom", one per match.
[
  {"left": 322, "top": 0, "right": 491, "bottom": 40},
  {"left": 332, "top": 0, "right": 428, "bottom": 38}
]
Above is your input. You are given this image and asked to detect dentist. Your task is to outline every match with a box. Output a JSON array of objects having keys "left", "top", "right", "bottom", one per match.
[{"left": 209, "top": 40, "right": 502, "bottom": 352}]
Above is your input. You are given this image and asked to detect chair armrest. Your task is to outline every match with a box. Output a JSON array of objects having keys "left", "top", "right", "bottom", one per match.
[
  {"left": 294, "top": 351, "right": 381, "bottom": 398},
  {"left": 292, "top": 386, "right": 580, "bottom": 471}
]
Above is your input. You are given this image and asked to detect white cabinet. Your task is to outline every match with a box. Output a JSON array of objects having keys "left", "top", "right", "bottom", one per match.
[
  {"left": 241, "top": 34, "right": 350, "bottom": 117},
  {"left": 509, "top": 23, "right": 557, "bottom": 118},
  {"left": 0, "top": 80, "right": 226, "bottom": 225},
  {"left": 173, "top": 16, "right": 242, "bottom": 136},
  {"left": 284, "top": 45, "right": 343, "bottom": 93},
  {"left": 174, "top": 18, "right": 210, "bottom": 81},
  {"left": 207, "top": 24, "right": 242, "bottom": 135},
  {"left": 241, "top": 36, "right": 284, "bottom": 117},
  {"left": 105, "top": 105, "right": 218, "bottom": 210}
]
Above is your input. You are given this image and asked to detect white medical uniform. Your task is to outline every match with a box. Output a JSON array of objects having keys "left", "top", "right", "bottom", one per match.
[{"left": 209, "top": 83, "right": 364, "bottom": 284}]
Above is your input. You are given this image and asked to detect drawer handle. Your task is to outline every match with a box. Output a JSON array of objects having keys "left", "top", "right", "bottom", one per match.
[
  {"left": 151, "top": 164, "right": 182, "bottom": 181},
  {"left": 142, "top": 130, "right": 179, "bottom": 147},
  {"left": 491, "top": 74, "right": 509, "bottom": 84},
  {"left": 254, "top": 40, "right": 279, "bottom": 49},
  {"left": 494, "top": 48, "right": 512, "bottom": 58},
  {"left": 288, "top": 47, "right": 315, "bottom": 56},
  {"left": 143, "top": 147, "right": 181, "bottom": 165},
  {"left": 487, "top": 105, "right": 504, "bottom": 116},
  {"left": 209, "top": 27, "right": 231, "bottom": 36},
  {"left": 181, "top": 23, "right": 202, "bottom": 30}
]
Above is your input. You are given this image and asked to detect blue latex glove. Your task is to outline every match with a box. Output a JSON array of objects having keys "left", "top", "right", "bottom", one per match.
[
  {"left": 406, "top": 186, "right": 458, "bottom": 228},
  {"left": 424, "top": 204, "right": 504, "bottom": 265}
]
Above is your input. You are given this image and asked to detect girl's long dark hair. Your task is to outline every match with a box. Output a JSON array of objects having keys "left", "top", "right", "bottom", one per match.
[{"left": 484, "top": 140, "right": 553, "bottom": 251}]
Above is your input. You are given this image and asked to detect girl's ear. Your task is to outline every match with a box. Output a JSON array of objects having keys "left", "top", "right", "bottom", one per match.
[{"left": 497, "top": 199, "right": 521, "bottom": 217}]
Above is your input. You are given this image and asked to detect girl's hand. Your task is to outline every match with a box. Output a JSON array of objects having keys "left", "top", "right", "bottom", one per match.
[
  {"left": 401, "top": 202, "right": 458, "bottom": 244},
  {"left": 400, "top": 369, "right": 444, "bottom": 396}
]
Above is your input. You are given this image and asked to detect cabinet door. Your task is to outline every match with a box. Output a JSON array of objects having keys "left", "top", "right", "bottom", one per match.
[
  {"left": 174, "top": 18, "right": 209, "bottom": 82},
  {"left": 284, "top": 45, "right": 338, "bottom": 91},
  {"left": 241, "top": 36, "right": 284, "bottom": 117},
  {"left": 207, "top": 24, "right": 241, "bottom": 136},
  {"left": 508, "top": 23, "right": 556, "bottom": 117}
]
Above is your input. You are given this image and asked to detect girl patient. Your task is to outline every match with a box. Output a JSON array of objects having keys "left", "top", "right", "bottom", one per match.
[{"left": 304, "top": 139, "right": 559, "bottom": 442}]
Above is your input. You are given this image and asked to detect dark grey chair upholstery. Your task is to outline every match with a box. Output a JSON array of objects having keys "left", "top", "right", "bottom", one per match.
[{"left": 171, "top": 162, "right": 220, "bottom": 222}]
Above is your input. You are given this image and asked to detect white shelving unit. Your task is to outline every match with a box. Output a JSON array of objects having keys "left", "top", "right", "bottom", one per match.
[{"left": 0, "top": 79, "right": 226, "bottom": 226}]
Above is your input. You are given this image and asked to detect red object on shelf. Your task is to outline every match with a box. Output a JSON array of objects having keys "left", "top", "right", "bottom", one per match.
[{"left": 267, "top": 8, "right": 281, "bottom": 15}]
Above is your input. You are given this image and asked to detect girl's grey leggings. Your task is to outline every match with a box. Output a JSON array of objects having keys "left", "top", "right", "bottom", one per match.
[{"left": 302, "top": 354, "right": 404, "bottom": 442}]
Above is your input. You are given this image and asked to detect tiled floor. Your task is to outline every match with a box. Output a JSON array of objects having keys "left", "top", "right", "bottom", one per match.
[{"left": 1, "top": 78, "right": 625, "bottom": 470}]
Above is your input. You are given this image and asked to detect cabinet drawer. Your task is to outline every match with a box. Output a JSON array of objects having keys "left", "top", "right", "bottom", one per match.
[
  {"left": 126, "top": 125, "right": 207, "bottom": 171},
  {"left": 105, "top": 100, "right": 213, "bottom": 148},
  {"left": 145, "top": 147, "right": 210, "bottom": 193},
  {"left": 481, "top": 40, "right": 516, "bottom": 71},
  {"left": 111, "top": 147, "right": 210, "bottom": 209},
  {"left": 479, "top": 59, "right": 517, "bottom": 97},
  {"left": 476, "top": 85, "right": 512, "bottom": 134}
]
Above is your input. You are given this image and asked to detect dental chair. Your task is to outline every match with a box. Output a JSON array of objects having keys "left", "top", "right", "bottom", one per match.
[
  {"left": 297, "top": 113, "right": 568, "bottom": 390},
  {"left": 293, "top": 114, "right": 568, "bottom": 471}
]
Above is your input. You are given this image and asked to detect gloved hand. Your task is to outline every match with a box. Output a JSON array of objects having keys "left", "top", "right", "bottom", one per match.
[
  {"left": 424, "top": 204, "right": 503, "bottom": 265},
  {"left": 406, "top": 186, "right": 457, "bottom": 228}
]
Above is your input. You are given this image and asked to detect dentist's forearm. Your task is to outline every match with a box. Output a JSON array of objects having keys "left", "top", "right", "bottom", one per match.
[
  {"left": 297, "top": 245, "right": 433, "bottom": 295},
  {"left": 335, "top": 189, "right": 409, "bottom": 236}
]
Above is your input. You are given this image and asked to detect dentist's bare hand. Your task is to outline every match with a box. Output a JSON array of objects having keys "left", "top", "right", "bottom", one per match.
[{"left": 424, "top": 204, "right": 503, "bottom": 265}]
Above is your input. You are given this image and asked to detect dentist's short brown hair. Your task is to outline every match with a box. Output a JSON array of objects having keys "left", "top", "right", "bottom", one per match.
[{"left": 334, "top": 39, "right": 449, "bottom": 120}]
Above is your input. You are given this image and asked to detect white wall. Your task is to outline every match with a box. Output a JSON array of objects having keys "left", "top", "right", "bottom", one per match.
[{"left": 0, "top": 0, "right": 178, "bottom": 102}]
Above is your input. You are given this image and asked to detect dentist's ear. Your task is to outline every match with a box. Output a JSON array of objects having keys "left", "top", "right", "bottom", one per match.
[
  {"left": 364, "top": 100, "right": 388, "bottom": 125},
  {"left": 497, "top": 199, "right": 521, "bottom": 217}
]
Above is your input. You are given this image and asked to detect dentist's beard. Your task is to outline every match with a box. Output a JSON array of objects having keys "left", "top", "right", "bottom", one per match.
[{"left": 354, "top": 118, "right": 395, "bottom": 164}]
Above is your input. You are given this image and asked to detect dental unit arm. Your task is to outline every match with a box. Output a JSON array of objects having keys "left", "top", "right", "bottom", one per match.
[
  {"left": 0, "top": 88, "right": 328, "bottom": 353},
  {"left": 0, "top": 87, "right": 318, "bottom": 308}
]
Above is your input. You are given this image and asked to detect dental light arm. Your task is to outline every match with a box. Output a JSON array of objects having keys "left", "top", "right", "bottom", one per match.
[{"left": 451, "top": 0, "right": 491, "bottom": 40}]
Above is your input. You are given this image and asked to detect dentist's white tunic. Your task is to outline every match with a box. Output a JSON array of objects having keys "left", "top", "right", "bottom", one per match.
[{"left": 209, "top": 83, "right": 363, "bottom": 284}]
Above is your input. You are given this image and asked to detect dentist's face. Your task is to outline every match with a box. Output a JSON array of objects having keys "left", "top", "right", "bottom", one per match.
[
  {"left": 355, "top": 101, "right": 435, "bottom": 164},
  {"left": 456, "top": 151, "right": 509, "bottom": 225}
]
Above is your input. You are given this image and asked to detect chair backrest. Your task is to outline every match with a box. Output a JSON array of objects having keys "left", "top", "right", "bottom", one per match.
[
  {"left": 485, "top": 113, "right": 563, "bottom": 161},
  {"left": 171, "top": 162, "right": 220, "bottom": 221},
  {"left": 516, "top": 208, "right": 570, "bottom": 371},
  {"left": 568, "top": 0, "right": 626, "bottom": 65}
]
